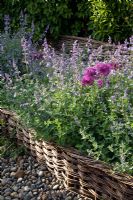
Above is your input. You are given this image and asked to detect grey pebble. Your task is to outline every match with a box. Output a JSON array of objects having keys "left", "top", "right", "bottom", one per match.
[
  {"left": 30, "top": 175, "right": 36, "bottom": 179},
  {"left": 25, "top": 170, "right": 30, "bottom": 175},
  {"left": 31, "top": 169, "right": 36, "bottom": 174},
  {"left": 2, "top": 168, "right": 9, "bottom": 175},
  {"left": 42, "top": 178, "right": 46, "bottom": 183},
  {"left": 37, "top": 183, "right": 45, "bottom": 189},
  {"left": 28, "top": 191, "right": 33, "bottom": 196},
  {"left": 25, "top": 181, "right": 32, "bottom": 186},
  {"left": 23, "top": 192, "right": 33, "bottom": 200},
  {"left": 10, "top": 172, "right": 16, "bottom": 177},
  {"left": 11, "top": 167, "right": 17, "bottom": 172},
  {"left": 45, "top": 179, "right": 49, "bottom": 184},
  {"left": 10, "top": 192, "right": 18, "bottom": 197},
  {"left": 65, "top": 196, "right": 72, "bottom": 200},
  {"left": 53, "top": 184, "right": 59, "bottom": 190},
  {"left": 23, "top": 186, "right": 30, "bottom": 192},
  {"left": 18, "top": 192, "right": 24, "bottom": 199},
  {"left": 0, "top": 195, "right": 4, "bottom": 200},
  {"left": 17, "top": 177, "right": 23, "bottom": 182},
  {"left": 4, "top": 188, "right": 12, "bottom": 195},
  {"left": 4, "top": 197, "right": 11, "bottom": 200},
  {"left": 34, "top": 163, "right": 39, "bottom": 167},
  {"left": 23, "top": 196, "right": 31, "bottom": 200},
  {"left": 32, "top": 179, "right": 37, "bottom": 183},
  {"left": 12, "top": 185, "right": 19, "bottom": 192},
  {"left": 37, "top": 170, "right": 44, "bottom": 176},
  {"left": 73, "top": 197, "right": 79, "bottom": 200},
  {"left": 12, "top": 199, "right": 19, "bottom": 200},
  {"left": 33, "top": 191, "right": 38, "bottom": 195},
  {"left": 27, "top": 166, "right": 32, "bottom": 170},
  {"left": 1, "top": 178, "right": 8, "bottom": 186},
  {"left": 31, "top": 184, "right": 36, "bottom": 190},
  {"left": 32, "top": 189, "right": 38, "bottom": 192}
]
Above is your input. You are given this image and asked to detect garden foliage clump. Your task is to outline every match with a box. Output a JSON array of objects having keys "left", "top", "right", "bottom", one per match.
[
  {"left": 0, "top": 0, "right": 133, "bottom": 42},
  {"left": 0, "top": 19, "right": 133, "bottom": 175}
]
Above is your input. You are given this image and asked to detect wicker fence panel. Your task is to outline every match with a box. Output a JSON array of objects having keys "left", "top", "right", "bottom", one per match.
[
  {"left": 0, "top": 108, "right": 133, "bottom": 200},
  {"left": 49, "top": 35, "right": 132, "bottom": 60},
  {"left": 49, "top": 35, "right": 115, "bottom": 52}
]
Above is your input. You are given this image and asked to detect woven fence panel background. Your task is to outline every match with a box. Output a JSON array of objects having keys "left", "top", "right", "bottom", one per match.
[
  {"left": 49, "top": 35, "right": 115, "bottom": 52},
  {"left": 0, "top": 108, "right": 133, "bottom": 200}
]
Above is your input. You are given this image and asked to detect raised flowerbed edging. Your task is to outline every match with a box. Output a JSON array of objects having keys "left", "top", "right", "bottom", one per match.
[{"left": 0, "top": 108, "right": 133, "bottom": 200}]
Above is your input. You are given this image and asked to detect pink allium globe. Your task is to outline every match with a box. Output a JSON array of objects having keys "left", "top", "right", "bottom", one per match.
[
  {"left": 81, "top": 62, "right": 118, "bottom": 87},
  {"left": 81, "top": 75, "right": 94, "bottom": 86},
  {"left": 96, "top": 63, "right": 111, "bottom": 76},
  {"left": 84, "top": 67, "right": 97, "bottom": 77}
]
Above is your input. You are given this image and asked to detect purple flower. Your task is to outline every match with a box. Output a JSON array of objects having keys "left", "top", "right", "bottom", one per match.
[
  {"left": 83, "top": 67, "right": 97, "bottom": 77},
  {"left": 97, "top": 79, "right": 103, "bottom": 88},
  {"left": 81, "top": 75, "right": 94, "bottom": 86},
  {"left": 96, "top": 63, "right": 111, "bottom": 76},
  {"left": 31, "top": 52, "right": 43, "bottom": 60}
]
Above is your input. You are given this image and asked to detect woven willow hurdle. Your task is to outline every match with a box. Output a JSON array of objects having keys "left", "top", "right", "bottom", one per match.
[
  {"left": 49, "top": 35, "right": 132, "bottom": 59},
  {"left": 0, "top": 108, "right": 133, "bottom": 200},
  {"left": 49, "top": 35, "right": 115, "bottom": 52}
]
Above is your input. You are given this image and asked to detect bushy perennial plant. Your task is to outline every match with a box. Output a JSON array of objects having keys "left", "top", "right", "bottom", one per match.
[{"left": 0, "top": 22, "right": 133, "bottom": 174}]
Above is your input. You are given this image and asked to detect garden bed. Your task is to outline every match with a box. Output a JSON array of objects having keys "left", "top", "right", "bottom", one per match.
[
  {"left": 0, "top": 18, "right": 133, "bottom": 199},
  {"left": 0, "top": 108, "right": 133, "bottom": 200}
]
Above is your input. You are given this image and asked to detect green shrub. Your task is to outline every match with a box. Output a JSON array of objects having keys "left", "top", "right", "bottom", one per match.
[
  {"left": 88, "top": 0, "right": 133, "bottom": 42},
  {"left": 0, "top": 0, "right": 73, "bottom": 39},
  {"left": 0, "top": 0, "right": 132, "bottom": 41}
]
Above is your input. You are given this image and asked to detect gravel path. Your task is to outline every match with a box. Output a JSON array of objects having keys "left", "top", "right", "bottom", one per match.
[{"left": 0, "top": 155, "right": 90, "bottom": 200}]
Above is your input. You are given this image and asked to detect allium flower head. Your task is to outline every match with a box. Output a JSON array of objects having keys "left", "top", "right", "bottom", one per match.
[
  {"left": 84, "top": 67, "right": 97, "bottom": 77},
  {"left": 96, "top": 63, "right": 111, "bottom": 76},
  {"left": 81, "top": 75, "right": 94, "bottom": 86}
]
